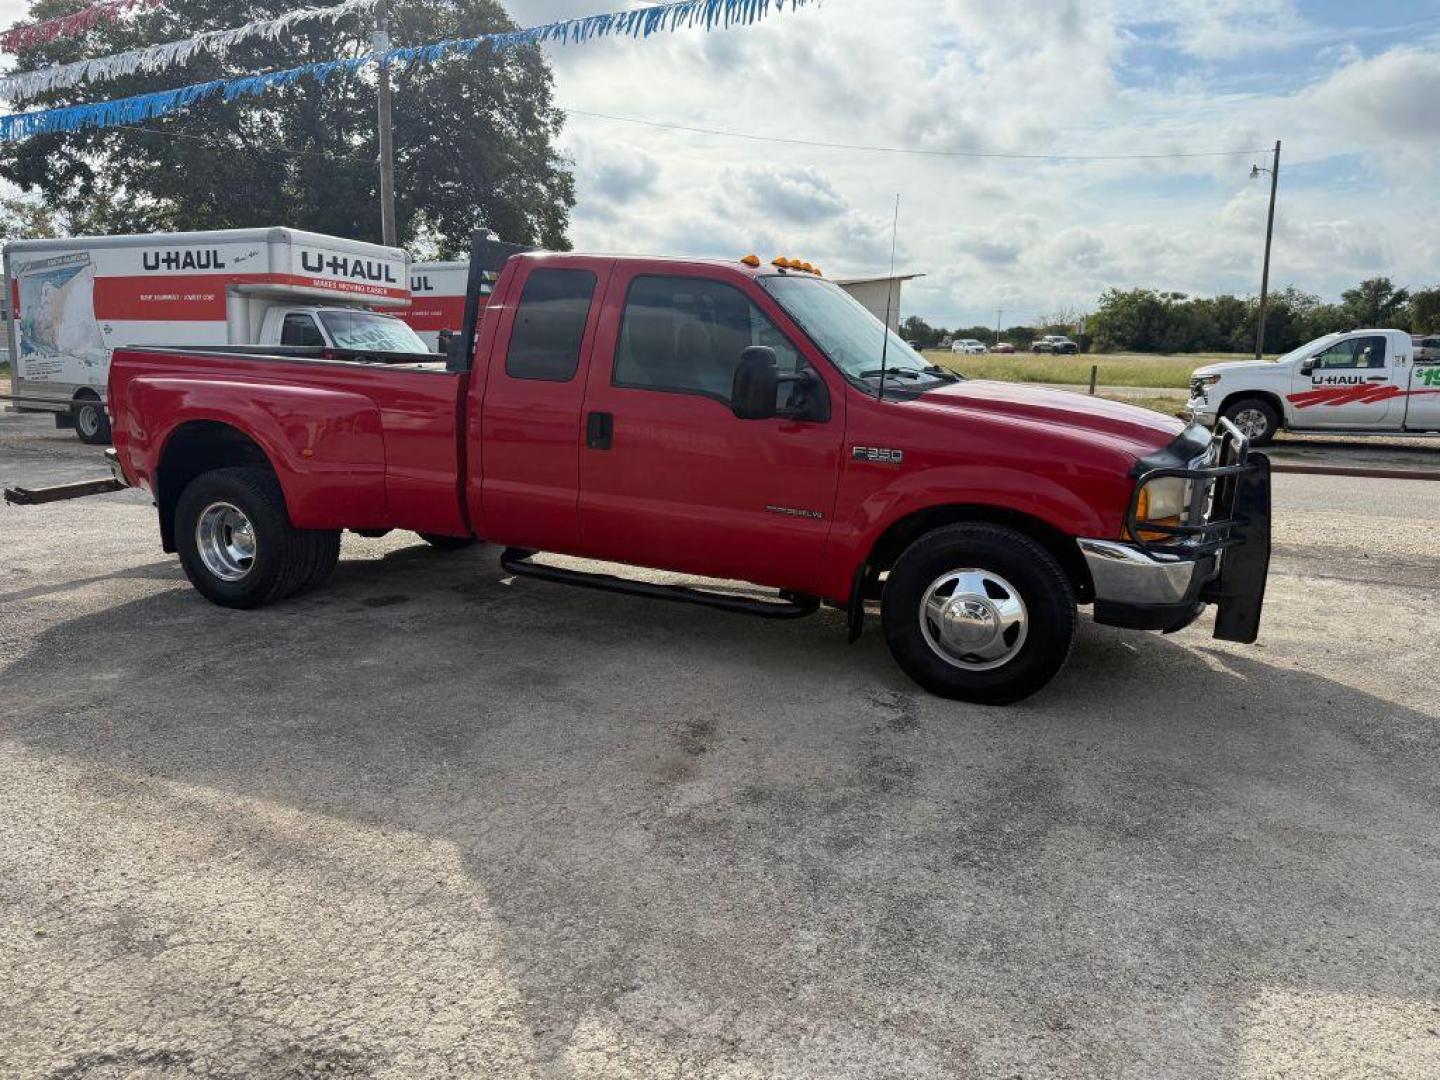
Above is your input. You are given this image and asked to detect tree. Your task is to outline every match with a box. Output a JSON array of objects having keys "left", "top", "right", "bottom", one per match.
[
  {"left": 1340, "top": 277, "right": 1410, "bottom": 330},
  {"left": 1409, "top": 287, "right": 1440, "bottom": 335},
  {"left": 0, "top": 193, "right": 60, "bottom": 240},
  {"left": 900, "top": 314, "right": 942, "bottom": 348},
  {"left": 0, "top": 0, "right": 574, "bottom": 253}
]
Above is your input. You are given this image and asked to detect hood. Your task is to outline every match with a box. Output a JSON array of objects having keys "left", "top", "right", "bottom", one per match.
[
  {"left": 1192, "top": 359, "right": 1276, "bottom": 377},
  {"left": 918, "top": 379, "right": 1186, "bottom": 458}
]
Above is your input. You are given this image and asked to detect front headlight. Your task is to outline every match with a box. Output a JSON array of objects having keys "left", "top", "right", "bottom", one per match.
[
  {"left": 1138, "top": 476, "right": 1187, "bottom": 520},
  {"left": 1134, "top": 476, "right": 1188, "bottom": 541},
  {"left": 1192, "top": 374, "right": 1221, "bottom": 387}
]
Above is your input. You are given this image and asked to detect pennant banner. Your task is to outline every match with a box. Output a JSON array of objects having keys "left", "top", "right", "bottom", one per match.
[
  {"left": 0, "top": 0, "right": 811, "bottom": 143},
  {"left": 0, "top": 0, "right": 380, "bottom": 101},
  {"left": 2, "top": 0, "right": 167, "bottom": 53}
]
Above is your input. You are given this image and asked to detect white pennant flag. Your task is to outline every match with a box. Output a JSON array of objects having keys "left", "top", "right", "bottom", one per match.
[{"left": 0, "top": 0, "right": 380, "bottom": 101}]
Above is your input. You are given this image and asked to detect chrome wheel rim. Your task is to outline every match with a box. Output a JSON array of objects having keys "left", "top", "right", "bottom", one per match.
[
  {"left": 1231, "top": 408, "right": 1269, "bottom": 438},
  {"left": 76, "top": 403, "right": 99, "bottom": 438},
  {"left": 196, "top": 502, "right": 257, "bottom": 582},
  {"left": 919, "top": 568, "right": 1028, "bottom": 671}
]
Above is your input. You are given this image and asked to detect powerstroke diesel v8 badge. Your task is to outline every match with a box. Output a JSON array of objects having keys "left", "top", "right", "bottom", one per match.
[{"left": 852, "top": 446, "right": 904, "bottom": 464}]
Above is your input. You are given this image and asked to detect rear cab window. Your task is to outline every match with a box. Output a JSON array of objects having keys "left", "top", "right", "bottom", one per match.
[{"left": 505, "top": 268, "right": 598, "bottom": 382}]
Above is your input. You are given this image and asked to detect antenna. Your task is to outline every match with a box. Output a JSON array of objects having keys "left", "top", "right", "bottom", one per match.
[{"left": 877, "top": 193, "right": 900, "bottom": 401}]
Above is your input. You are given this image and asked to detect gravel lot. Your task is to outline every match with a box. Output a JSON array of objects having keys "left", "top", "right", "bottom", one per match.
[{"left": 3, "top": 409, "right": 1439, "bottom": 1080}]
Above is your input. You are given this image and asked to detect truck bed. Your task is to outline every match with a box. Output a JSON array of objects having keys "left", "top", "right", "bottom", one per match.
[{"left": 109, "top": 347, "right": 469, "bottom": 538}]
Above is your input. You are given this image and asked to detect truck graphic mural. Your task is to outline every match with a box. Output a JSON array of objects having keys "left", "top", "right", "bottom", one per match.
[{"left": 15, "top": 252, "right": 107, "bottom": 382}]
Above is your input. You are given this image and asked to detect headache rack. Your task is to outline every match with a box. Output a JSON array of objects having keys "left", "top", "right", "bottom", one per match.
[{"left": 1124, "top": 417, "right": 1263, "bottom": 558}]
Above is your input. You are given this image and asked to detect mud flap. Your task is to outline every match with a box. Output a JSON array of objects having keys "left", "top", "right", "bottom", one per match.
[{"left": 1205, "top": 453, "right": 1271, "bottom": 644}]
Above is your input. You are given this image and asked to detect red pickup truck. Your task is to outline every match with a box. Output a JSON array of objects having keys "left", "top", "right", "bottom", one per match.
[{"left": 100, "top": 240, "right": 1271, "bottom": 704}]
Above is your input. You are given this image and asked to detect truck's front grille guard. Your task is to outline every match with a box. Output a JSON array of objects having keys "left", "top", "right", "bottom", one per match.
[{"left": 1125, "top": 417, "right": 1256, "bottom": 558}]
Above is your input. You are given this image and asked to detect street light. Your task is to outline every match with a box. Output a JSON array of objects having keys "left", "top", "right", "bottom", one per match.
[{"left": 1250, "top": 140, "right": 1281, "bottom": 362}]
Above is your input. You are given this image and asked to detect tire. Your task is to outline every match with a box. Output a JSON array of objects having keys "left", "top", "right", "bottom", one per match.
[
  {"left": 881, "top": 524, "right": 1077, "bottom": 705},
  {"left": 1221, "top": 397, "right": 1279, "bottom": 446},
  {"left": 175, "top": 466, "right": 318, "bottom": 609},
  {"left": 294, "top": 530, "right": 342, "bottom": 597},
  {"left": 73, "top": 396, "right": 111, "bottom": 445},
  {"left": 418, "top": 532, "right": 477, "bottom": 550}
]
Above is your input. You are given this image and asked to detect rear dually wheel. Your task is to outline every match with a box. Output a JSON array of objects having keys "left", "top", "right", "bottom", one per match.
[{"left": 175, "top": 466, "right": 336, "bottom": 608}]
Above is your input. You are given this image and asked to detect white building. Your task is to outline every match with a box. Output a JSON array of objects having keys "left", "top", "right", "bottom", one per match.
[{"left": 834, "top": 274, "right": 924, "bottom": 332}]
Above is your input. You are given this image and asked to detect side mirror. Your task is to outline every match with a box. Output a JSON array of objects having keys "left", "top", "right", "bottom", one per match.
[
  {"left": 1299, "top": 358, "right": 1315, "bottom": 375},
  {"left": 731, "top": 346, "right": 780, "bottom": 420}
]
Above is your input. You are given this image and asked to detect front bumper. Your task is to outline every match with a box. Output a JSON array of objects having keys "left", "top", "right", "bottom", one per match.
[
  {"left": 1078, "top": 539, "right": 1217, "bottom": 633},
  {"left": 1186, "top": 395, "right": 1218, "bottom": 426},
  {"left": 1079, "top": 418, "right": 1272, "bottom": 642}
]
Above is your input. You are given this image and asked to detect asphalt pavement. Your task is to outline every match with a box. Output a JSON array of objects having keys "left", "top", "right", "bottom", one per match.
[{"left": 2, "top": 409, "right": 1438, "bottom": 1079}]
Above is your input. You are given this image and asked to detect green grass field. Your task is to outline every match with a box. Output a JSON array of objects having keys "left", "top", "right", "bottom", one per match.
[{"left": 926, "top": 350, "right": 1259, "bottom": 390}]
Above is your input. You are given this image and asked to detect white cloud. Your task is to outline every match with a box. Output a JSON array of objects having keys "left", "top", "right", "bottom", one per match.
[{"left": 1305, "top": 47, "right": 1440, "bottom": 144}]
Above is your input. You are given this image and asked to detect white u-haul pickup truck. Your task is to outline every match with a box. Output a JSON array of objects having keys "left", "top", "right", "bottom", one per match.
[
  {"left": 3, "top": 227, "right": 426, "bottom": 443},
  {"left": 1187, "top": 329, "right": 1440, "bottom": 444}
]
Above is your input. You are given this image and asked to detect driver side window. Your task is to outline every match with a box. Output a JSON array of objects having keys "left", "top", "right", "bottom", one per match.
[
  {"left": 1313, "top": 336, "right": 1387, "bottom": 370},
  {"left": 613, "top": 275, "right": 803, "bottom": 402},
  {"left": 281, "top": 313, "right": 324, "bottom": 348}
]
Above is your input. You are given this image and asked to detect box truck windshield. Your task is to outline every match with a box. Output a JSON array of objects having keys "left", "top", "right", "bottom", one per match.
[{"left": 318, "top": 309, "right": 427, "bottom": 353}]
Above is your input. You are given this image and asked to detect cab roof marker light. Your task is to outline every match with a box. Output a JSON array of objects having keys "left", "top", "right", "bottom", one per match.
[{"left": 740, "top": 254, "right": 761, "bottom": 267}]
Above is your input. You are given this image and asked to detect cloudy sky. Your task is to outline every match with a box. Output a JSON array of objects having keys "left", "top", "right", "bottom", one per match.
[{"left": 4, "top": 0, "right": 1439, "bottom": 327}]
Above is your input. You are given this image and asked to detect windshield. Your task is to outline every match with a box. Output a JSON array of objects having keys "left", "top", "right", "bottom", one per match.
[
  {"left": 317, "top": 309, "right": 430, "bottom": 353},
  {"left": 759, "top": 275, "right": 954, "bottom": 387}
]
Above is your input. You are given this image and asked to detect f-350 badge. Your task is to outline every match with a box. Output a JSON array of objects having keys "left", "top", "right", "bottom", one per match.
[{"left": 851, "top": 446, "right": 904, "bottom": 464}]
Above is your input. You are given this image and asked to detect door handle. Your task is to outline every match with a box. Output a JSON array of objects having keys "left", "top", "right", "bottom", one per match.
[
  {"left": 1366, "top": 376, "right": 1388, "bottom": 383},
  {"left": 586, "top": 411, "right": 613, "bottom": 450}
]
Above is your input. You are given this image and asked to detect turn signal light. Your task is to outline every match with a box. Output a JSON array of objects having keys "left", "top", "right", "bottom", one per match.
[
  {"left": 1133, "top": 486, "right": 1182, "bottom": 542},
  {"left": 1136, "top": 516, "right": 1182, "bottom": 543}
]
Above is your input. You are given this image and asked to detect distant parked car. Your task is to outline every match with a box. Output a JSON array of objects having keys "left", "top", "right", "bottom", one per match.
[
  {"left": 1034, "top": 335, "right": 1079, "bottom": 355},
  {"left": 1415, "top": 335, "right": 1440, "bottom": 363},
  {"left": 950, "top": 338, "right": 987, "bottom": 354},
  {"left": 992, "top": 341, "right": 1016, "bottom": 354}
]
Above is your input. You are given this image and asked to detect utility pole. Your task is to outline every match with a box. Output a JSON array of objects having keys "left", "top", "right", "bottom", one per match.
[
  {"left": 374, "top": 0, "right": 397, "bottom": 247},
  {"left": 994, "top": 307, "right": 1004, "bottom": 348},
  {"left": 1252, "top": 140, "right": 1281, "bottom": 362}
]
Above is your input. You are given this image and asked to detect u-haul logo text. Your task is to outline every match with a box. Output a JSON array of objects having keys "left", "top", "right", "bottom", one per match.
[
  {"left": 142, "top": 248, "right": 227, "bottom": 271},
  {"left": 301, "top": 251, "right": 398, "bottom": 284}
]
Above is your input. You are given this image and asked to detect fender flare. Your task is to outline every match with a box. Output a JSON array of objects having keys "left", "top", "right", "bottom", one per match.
[{"left": 134, "top": 377, "right": 389, "bottom": 530}]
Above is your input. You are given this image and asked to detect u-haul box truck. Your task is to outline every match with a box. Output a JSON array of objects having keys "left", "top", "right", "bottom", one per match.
[
  {"left": 401, "top": 260, "right": 468, "bottom": 351},
  {"left": 4, "top": 227, "right": 421, "bottom": 443}
]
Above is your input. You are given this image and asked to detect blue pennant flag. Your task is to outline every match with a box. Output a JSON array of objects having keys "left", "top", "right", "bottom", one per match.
[{"left": 0, "top": 0, "right": 810, "bottom": 143}]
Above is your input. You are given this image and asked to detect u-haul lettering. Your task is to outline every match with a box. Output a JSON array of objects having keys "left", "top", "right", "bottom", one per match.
[
  {"left": 300, "top": 251, "right": 398, "bottom": 284},
  {"left": 142, "top": 248, "right": 227, "bottom": 272}
]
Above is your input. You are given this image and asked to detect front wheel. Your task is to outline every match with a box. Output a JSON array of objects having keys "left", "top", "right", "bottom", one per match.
[
  {"left": 881, "top": 524, "right": 1077, "bottom": 705},
  {"left": 73, "top": 397, "right": 111, "bottom": 445},
  {"left": 1221, "top": 397, "right": 1279, "bottom": 446}
]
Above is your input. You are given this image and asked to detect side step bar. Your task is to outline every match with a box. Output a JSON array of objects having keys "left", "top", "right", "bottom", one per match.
[
  {"left": 499, "top": 548, "right": 820, "bottom": 620},
  {"left": 3, "top": 477, "right": 127, "bottom": 506}
]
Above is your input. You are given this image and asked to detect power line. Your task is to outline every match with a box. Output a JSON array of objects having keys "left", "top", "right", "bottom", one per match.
[
  {"left": 106, "top": 122, "right": 369, "bottom": 163},
  {"left": 562, "top": 107, "right": 1272, "bottom": 162}
]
